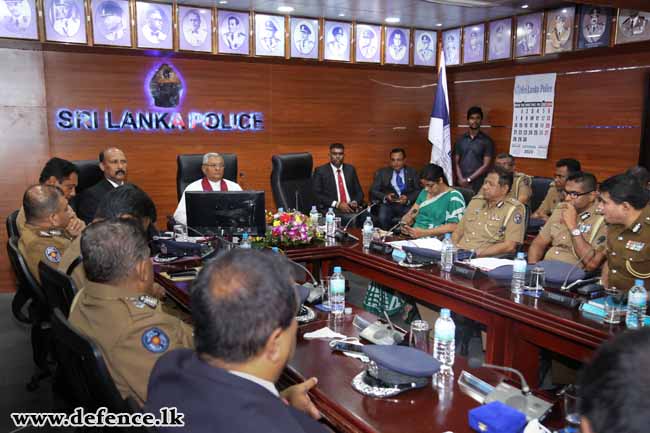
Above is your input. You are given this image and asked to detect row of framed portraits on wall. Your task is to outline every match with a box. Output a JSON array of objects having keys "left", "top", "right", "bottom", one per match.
[{"left": 0, "top": 0, "right": 649, "bottom": 66}]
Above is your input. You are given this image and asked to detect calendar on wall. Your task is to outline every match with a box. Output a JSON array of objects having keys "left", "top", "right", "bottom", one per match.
[{"left": 509, "top": 73, "right": 557, "bottom": 159}]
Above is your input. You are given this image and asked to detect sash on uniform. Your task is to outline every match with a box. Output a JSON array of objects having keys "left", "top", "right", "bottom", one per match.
[{"left": 201, "top": 177, "right": 213, "bottom": 192}]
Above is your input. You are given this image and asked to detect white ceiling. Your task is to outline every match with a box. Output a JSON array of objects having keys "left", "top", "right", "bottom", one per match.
[{"left": 173, "top": 0, "right": 572, "bottom": 29}]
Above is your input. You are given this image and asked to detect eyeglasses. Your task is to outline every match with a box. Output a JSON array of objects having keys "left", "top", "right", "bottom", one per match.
[
  {"left": 564, "top": 190, "right": 593, "bottom": 198},
  {"left": 203, "top": 163, "right": 224, "bottom": 169}
]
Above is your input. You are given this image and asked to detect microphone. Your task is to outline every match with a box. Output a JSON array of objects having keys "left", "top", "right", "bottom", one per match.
[
  {"left": 336, "top": 201, "right": 379, "bottom": 241},
  {"left": 184, "top": 224, "right": 234, "bottom": 249},
  {"left": 381, "top": 220, "right": 405, "bottom": 242},
  {"left": 468, "top": 358, "right": 530, "bottom": 394},
  {"left": 295, "top": 190, "right": 300, "bottom": 212},
  {"left": 560, "top": 235, "right": 606, "bottom": 291}
]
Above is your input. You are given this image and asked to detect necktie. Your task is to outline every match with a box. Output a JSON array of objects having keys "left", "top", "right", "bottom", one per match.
[
  {"left": 336, "top": 169, "right": 347, "bottom": 203},
  {"left": 395, "top": 171, "right": 405, "bottom": 195},
  {"left": 220, "top": 179, "right": 228, "bottom": 191}
]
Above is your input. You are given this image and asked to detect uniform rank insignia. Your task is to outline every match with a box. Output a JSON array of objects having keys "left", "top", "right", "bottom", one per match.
[
  {"left": 523, "top": 177, "right": 531, "bottom": 186},
  {"left": 138, "top": 295, "right": 158, "bottom": 308},
  {"left": 626, "top": 241, "right": 645, "bottom": 252},
  {"left": 142, "top": 327, "right": 170, "bottom": 353},
  {"left": 632, "top": 223, "right": 642, "bottom": 233},
  {"left": 45, "top": 246, "right": 61, "bottom": 263},
  {"left": 580, "top": 212, "right": 591, "bottom": 221},
  {"left": 514, "top": 212, "right": 522, "bottom": 224}
]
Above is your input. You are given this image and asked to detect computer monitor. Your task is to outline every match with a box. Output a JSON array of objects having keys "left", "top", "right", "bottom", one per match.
[{"left": 186, "top": 191, "right": 266, "bottom": 236}]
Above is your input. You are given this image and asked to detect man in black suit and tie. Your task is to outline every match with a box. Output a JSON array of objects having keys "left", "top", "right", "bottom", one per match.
[
  {"left": 145, "top": 249, "right": 327, "bottom": 433},
  {"left": 77, "top": 147, "right": 128, "bottom": 223},
  {"left": 312, "top": 143, "right": 364, "bottom": 226},
  {"left": 370, "top": 148, "right": 420, "bottom": 229}
]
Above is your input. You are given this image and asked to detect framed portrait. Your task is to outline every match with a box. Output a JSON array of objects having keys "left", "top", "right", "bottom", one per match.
[
  {"left": 462, "top": 23, "right": 485, "bottom": 64},
  {"left": 323, "top": 20, "right": 350, "bottom": 62},
  {"left": 355, "top": 23, "right": 380, "bottom": 63},
  {"left": 91, "top": 0, "right": 131, "bottom": 47},
  {"left": 487, "top": 18, "right": 512, "bottom": 61},
  {"left": 178, "top": 6, "right": 211, "bottom": 52},
  {"left": 290, "top": 17, "right": 318, "bottom": 59},
  {"left": 384, "top": 26, "right": 410, "bottom": 65},
  {"left": 43, "top": 0, "right": 87, "bottom": 44},
  {"left": 136, "top": 1, "right": 172, "bottom": 50},
  {"left": 545, "top": 7, "right": 574, "bottom": 54},
  {"left": 442, "top": 28, "right": 461, "bottom": 66},
  {"left": 217, "top": 10, "right": 249, "bottom": 55},
  {"left": 0, "top": 0, "right": 38, "bottom": 40},
  {"left": 413, "top": 29, "right": 436, "bottom": 67},
  {"left": 515, "top": 12, "right": 543, "bottom": 57},
  {"left": 254, "top": 13, "right": 284, "bottom": 57},
  {"left": 577, "top": 5, "right": 612, "bottom": 49},
  {"left": 615, "top": 9, "right": 650, "bottom": 45}
]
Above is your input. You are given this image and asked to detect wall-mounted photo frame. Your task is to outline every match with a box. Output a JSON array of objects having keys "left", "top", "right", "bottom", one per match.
[
  {"left": 136, "top": 1, "right": 172, "bottom": 50},
  {"left": 91, "top": 0, "right": 131, "bottom": 47},
  {"left": 0, "top": 0, "right": 39, "bottom": 40},
  {"left": 515, "top": 12, "right": 543, "bottom": 57},
  {"left": 355, "top": 23, "right": 380, "bottom": 63},
  {"left": 384, "top": 26, "right": 410, "bottom": 65},
  {"left": 290, "top": 17, "right": 318, "bottom": 59},
  {"left": 576, "top": 5, "right": 613, "bottom": 50},
  {"left": 254, "top": 13, "right": 284, "bottom": 57},
  {"left": 442, "top": 28, "right": 461, "bottom": 66},
  {"left": 462, "top": 23, "right": 485, "bottom": 64},
  {"left": 487, "top": 18, "right": 512, "bottom": 61},
  {"left": 323, "top": 20, "right": 350, "bottom": 62},
  {"left": 178, "top": 6, "right": 211, "bottom": 52},
  {"left": 615, "top": 9, "right": 650, "bottom": 45},
  {"left": 44, "top": 0, "right": 87, "bottom": 44},
  {"left": 545, "top": 7, "right": 574, "bottom": 54},
  {"left": 413, "top": 29, "right": 436, "bottom": 67},
  {"left": 217, "top": 10, "right": 249, "bottom": 55}
]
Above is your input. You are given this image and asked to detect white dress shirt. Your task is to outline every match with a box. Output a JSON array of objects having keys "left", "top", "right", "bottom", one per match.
[
  {"left": 228, "top": 370, "right": 279, "bottom": 397},
  {"left": 330, "top": 163, "right": 351, "bottom": 208},
  {"left": 173, "top": 177, "right": 242, "bottom": 226}
]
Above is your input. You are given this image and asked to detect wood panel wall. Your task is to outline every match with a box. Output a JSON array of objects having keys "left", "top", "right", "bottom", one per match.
[{"left": 1, "top": 42, "right": 649, "bottom": 293}]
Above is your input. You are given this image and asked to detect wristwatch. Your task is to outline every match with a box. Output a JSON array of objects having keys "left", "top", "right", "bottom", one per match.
[
  {"left": 466, "top": 177, "right": 472, "bottom": 183},
  {"left": 570, "top": 228, "right": 581, "bottom": 237}
]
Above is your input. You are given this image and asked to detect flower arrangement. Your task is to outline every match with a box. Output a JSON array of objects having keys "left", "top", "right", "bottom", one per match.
[{"left": 256, "top": 210, "right": 322, "bottom": 247}]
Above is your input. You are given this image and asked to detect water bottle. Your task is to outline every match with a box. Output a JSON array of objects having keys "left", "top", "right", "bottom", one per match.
[
  {"left": 511, "top": 252, "right": 527, "bottom": 294},
  {"left": 330, "top": 266, "right": 346, "bottom": 315},
  {"left": 240, "top": 232, "right": 251, "bottom": 249},
  {"left": 325, "top": 207, "right": 336, "bottom": 238},
  {"left": 362, "top": 216, "right": 374, "bottom": 249},
  {"left": 310, "top": 205, "right": 319, "bottom": 228},
  {"left": 433, "top": 308, "right": 455, "bottom": 371},
  {"left": 440, "top": 233, "right": 456, "bottom": 272},
  {"left": 626, "top": 279, "right": 647, "bottom": 329}
]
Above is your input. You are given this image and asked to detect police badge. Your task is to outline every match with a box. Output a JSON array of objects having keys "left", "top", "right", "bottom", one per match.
[{"left": 149, "top": 63, "right": 183, "bottom": 108}]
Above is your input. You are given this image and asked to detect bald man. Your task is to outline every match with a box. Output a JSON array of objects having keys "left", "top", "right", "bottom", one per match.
[{"left": 77, "top": 147, "right": 128, "bottom": 223}]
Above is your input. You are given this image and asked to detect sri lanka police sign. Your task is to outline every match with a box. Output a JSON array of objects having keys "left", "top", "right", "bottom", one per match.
[{"left": 55, "top": 63, "right": 264, "bottom": 132}]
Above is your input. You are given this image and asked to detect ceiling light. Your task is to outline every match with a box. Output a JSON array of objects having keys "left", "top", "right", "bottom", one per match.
[
  {"left": 218, "top": 0, "right": 227, "bottom": 4},
  {"left": 277, "top": 6, "right": 294, "bottom": 13},
  {"left": 385, "top": 17, "right": 400, "bottom": 23},
  {"left": 521, "top": 4, "right": 529, "bottom": 9},
  {"left": 436, "top": 23, "right": 443, "bottom": 27},
  {"left": 338, "top": 12, "right": 345, "bottom": 17},
  {"left": 562, "top": 9, "right": 567, "bottom": 13}
]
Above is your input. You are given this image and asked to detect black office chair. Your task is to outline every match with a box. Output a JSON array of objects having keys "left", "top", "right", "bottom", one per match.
[
  {"left": 270, "top": 153, "right": 315, "bottom": 214},
  {"left": 7, "top": 237, "right": 53, "bottom": 390},
  {"left": 530, "top": 176, "right": 553, "bottom": 214},
  {"left": 39, "top": 261, "right": 78, "bottom": 318},
  {"left": 72, "top": 160, "right": 104, "bottom": 197},
  {"left": 51, "top": 308, "right": 130, "bottom": 416},
  {"left": 453, "top": 186, "right": 475, "bottom": 205},
  {"left": 176, "top": 153, "right": 238, "bottom": 200},
  {"left": 6, "top": 209, "right": 19, "bottom": 238}
]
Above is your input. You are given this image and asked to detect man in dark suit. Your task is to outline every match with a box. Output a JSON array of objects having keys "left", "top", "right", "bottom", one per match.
[
  {"left": 145, "top": 249, "right": 327, "bottom": 433},
  {"left": 77, "top": 147, "right": 128, "bottom": 223},
  {"left": 370, "top": 148, "right": 420, "bottom": 229},
  {"left": 312, "top": 143, "right": 364, "bottom": 225}
]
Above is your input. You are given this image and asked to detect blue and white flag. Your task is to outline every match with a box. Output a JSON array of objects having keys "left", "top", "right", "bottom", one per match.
[{"left": 428, "top": 55, "right": 453, "bottom": 185}]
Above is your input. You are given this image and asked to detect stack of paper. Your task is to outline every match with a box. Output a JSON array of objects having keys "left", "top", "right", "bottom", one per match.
[
  {"left": 388, "top": 237, "right": 443, "bottom": 251},
  {"left": 467, "top": 258, "right": 515, "bottom": 272}
]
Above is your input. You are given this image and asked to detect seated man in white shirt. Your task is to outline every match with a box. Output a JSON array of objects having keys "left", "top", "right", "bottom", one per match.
[{"left": 173, "top": 152, "right": 242, "bottom": 226}]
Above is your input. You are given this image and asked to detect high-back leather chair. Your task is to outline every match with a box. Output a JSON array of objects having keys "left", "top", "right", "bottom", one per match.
[
  {"left": 530, "top": 176, "right": 553, "bottom": 213},
  {"left": 72, "top": 160, "right": 104, "bottom": 196},
  {"left": 270, "top": 153, "right": 314, "bottom": 214},
  {"left": 50, "top": 308, "right": 130, "bottom": 415},
  {"left": 6, "top": 209, "right": 19, "bottom": 238},
  {"left": 453, "top": 186, "right": 475, "bottom": 206},
  {"left": 176, "top": 153, "right": 238, "bottom": 200},
  {"left": 38, "top": 261, "right": 78, "bottom": 318}
]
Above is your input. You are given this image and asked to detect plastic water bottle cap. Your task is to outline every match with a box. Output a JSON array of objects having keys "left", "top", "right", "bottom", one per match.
[
  {"left": 271, "top": 247, "right": 279, "bottom": 253},
  {"left": 444, "top": 233, "right": 451, "bottom": 239},
  {"left": 278, "top": 208, "right": 284, "bottom": 212},
  {"left": 333, "top": 266, "right": 342, "bottom": 273},
  {"left": 635, "top": 279, "right": 644, "bottom": 286},
  {"left": 516, "top": 252, "right": 525, "bottom": 259},
  {"left": 311, "top": 205, "right": 317, "bottom": 210},
  {"left": 344, "top": 307, "right": 352, "bottom": 315},
  {"left": 242, "top": 232, "right": 249, "bottom": 239},
  {"left": 440, "top": 308, "right": 451, "bottom": 318},
  {"left": 328, "top": 207, "right": 333, "bottom": 212}
]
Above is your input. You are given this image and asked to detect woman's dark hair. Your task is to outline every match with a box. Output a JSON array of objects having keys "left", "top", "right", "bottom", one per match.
[{"left": 420, "top": 163, "right": 448, "bottom": 185}]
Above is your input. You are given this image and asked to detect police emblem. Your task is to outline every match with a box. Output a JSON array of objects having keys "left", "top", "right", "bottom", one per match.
[
  {"left": 141, "top": 327, "right": 170, "bottom": 353},
  {"left": 44, "top": 246, "right": 61, "bottom": 263},
  {"left": 514, "top": 212, "right": 522, "bottom": 224}
]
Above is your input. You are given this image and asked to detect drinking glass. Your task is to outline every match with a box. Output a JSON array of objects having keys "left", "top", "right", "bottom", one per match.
[
  {"left": 173, "top": 224, "right": 188, "bottom": 242},
  {"left": 409, "top": 320, "right": 431, "bottom": 353},
  {"left": 563, "top": 385, "right": 580, "bottom": 427}
]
